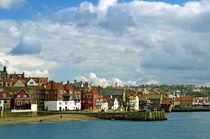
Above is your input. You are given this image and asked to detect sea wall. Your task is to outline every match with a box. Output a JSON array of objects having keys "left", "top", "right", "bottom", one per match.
[
  {"left": 2, "top": 111, "right": 37, "bottom": 117},
  {"left": 97, "top": 111, "right": 167, "bottom": 121}
]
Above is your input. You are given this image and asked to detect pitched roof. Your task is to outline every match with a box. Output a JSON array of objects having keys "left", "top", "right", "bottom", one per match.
[
  {"left": 32, "top": 77, "right": 48, "bottom": 85},
  {"left": 15, "top": 89, "right": 30, "bottom": 96},
  {"left": 111, "top": 87, "right": 124, "bottom": 89},
  {"left": 175, "top": 96, "right": 192, "bottom": 101},
  {"left": 46, "top": 82, "right": 63, "bottom": 90}
]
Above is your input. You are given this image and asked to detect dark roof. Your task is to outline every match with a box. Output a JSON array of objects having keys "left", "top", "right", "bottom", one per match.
[
  {"left": 5, "top": 86, "right": 43, "bottom": 92},
  {"left": 102, "top": 88, "right": 124, "bottom": 96}
]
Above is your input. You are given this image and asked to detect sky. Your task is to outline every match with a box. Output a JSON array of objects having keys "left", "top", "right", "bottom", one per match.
[{"left": 0, "top": 0, "right": 209, "bottom": 87}]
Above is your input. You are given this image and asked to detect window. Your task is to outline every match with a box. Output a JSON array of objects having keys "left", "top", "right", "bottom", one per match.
[
  {"left": 17, "top": 95, "right": 20, "bottom": 98},
  {"left": 9, "top": 92, "right": 13, "bottom": 95},
  {"left": 65, "top": 102, "right": 68, "bottom": 105},
  {"left": 30, "top": 82, "right": 33, "bottom": 84},
  {"left": 78, "top": 95, "right": 80, "bottom": 99},
  {"left": 3, "top": 94, "right": 6, "bottom": 98},
  {"left": 4, "top": 100, "right": 8, "bottom": 104},
  {"left": 23, "top": 95, "right": 27, "bottom": 98},
  {"left": 87, "top": 95, "right": 92, "bottom": 99},
  {"left": 59, "top": 96, "right": 62, "bottom": 100},
  {"left": 83, "top": 95, "right": 85, "bottom": 98},
  {"left": 74, "top": 95, "right": 77, "bottom": 99},
  {"left": 60, "top": 90, "right": 62, "bottom": 94},
  {"left": 26, "top": 100, "right": 29, "bottom": 104},
  {"left": 70, "top": 91, "right": 72, "bottom": 94},
  {"left": 59, "top": 102, "right": 62, "bottom": 105},
  {"left": 0, "top": 88, "right": 3, "bottom": 92},
  {"left": 64, "top": 91, "right": 66, "bottom": 94},
  {"left": 17, "top": 100, "right": 22, "bottom": 106}
]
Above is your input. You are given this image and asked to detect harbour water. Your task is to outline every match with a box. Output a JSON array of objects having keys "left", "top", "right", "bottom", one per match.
[{"left": 0, "top": 112, "right": 210, "bottom": 139}]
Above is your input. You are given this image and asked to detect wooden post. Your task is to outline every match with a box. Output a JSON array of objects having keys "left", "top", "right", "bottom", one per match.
[{"left": 1, "top": 110, "right": 3, "bottom": 118}]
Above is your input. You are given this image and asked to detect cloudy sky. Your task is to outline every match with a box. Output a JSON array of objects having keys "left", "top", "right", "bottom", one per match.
[{"left": 0, "top": 0, "right": 209, "bottom": 86}]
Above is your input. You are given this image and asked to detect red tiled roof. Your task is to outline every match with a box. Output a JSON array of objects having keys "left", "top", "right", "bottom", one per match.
[
  {"left": 102, "top": 98, "right": 114, "bottom": 103},
  {"left": 90, "top": 89, "right": 99, "bottom": 95},
  {"left": 46, "top": 82, "right": 63, "bottom": 90},
  {"left": 111, "top": 87, "right": 124, "bottom": 89},
  {"left": 20, "top": 79, "right": 27, "bottom": 84},
  {"left": 32, "top": 77, "right": 48, "bottom": 85},
  {"left": 175, "top": 96, "right": 192, "bottom": 101}
]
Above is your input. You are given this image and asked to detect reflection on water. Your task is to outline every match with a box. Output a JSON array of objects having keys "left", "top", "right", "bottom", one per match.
[{"left": 0, "top": 112, "right": 210, "bottom": 139}]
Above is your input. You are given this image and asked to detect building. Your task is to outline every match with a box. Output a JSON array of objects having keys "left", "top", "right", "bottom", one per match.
[
  {"left": 174, "top": 96, "right": 193, "bottom": 109},
  {"left": 81, "top": 87, "right": 102, "bottom": 110},
  {"left": 44, "top": 81, "right": 81, "bottom": 111}
]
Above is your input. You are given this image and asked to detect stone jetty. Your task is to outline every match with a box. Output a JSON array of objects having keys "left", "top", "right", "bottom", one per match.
[{"left": 97, "top": 110, "right": 167, "bottom": 121}]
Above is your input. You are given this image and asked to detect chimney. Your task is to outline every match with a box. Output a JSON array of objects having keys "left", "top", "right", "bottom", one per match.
[{"left": 3, "top": 66, "right": 7, "bottom": 72}]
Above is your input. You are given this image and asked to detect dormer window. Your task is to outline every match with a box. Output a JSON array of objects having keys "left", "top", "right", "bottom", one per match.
[
  {"left": 17, "top": 95, "right": 20, "bottom": 98},
  {"left": 24, "top": 95, "right": 27, "bottom": 98}
]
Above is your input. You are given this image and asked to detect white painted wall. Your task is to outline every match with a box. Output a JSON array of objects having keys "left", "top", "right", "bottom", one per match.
[
  {"left": 102, "top": 102, "right": 108, "bottom": 110},
  {"left": 31, "top": 104, "right": 37, "bottom": 112},
  {"left": 113, "top": 98, "right": 119, "bottom": 110},
  {"left": 45, "top": 101, "right": 79, "bottom": 111},
  {"left": 75, "top": 102, "right": 81, "bottom": 110},
  {"left": 134, "top": 96, "right": 139, "bottom": 111},
  {"left": 27, "top": 79, "right": 38, "bottom": 86},
  {"left": 0, "top": 100, "right": 4, "bottom": 110},
  {"left": 11, "top": 104, "right": 37, "bottom": 112}
]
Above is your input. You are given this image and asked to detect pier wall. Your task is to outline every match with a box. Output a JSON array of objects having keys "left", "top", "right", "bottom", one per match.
[{"left": 97, "top": 111, "right": 167, "bottom": 121}]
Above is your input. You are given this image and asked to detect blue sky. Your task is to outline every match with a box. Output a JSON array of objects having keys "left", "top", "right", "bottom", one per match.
[
  {"left": 0, "top": 0, "right": 200, "bottom": 20},
  {"left": 0, "top": 0, "right": 209, "bottom": 86}
]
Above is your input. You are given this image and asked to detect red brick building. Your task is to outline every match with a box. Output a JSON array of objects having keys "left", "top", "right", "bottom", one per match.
[{"left": 81, "top": 87, "right": 102, "bottom": 110}]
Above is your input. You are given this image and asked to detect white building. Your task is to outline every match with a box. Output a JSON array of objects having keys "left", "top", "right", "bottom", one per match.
[
  {"left": 112, "top": 98, "right": 119, "bottom": 110},
  {"left": 11, "top": 104, "right": 37, "bottom": 112},
  {"left": 134, "top": 96, "right": 139, "bottom": 111},
  {"left": 129, "top": 96, "right": 139, "bottom": 111},
  {"left": 101, "top": 102, "right": 109, "bottom": 110},
  {"left": 44, "top": 101, "right": 80, "bottom": 111},
  {"left": 0, "top": 100, "right": 4, "bottom": 110},
  {"left": 75, "top": 102, "right": 81, "bottom": 110}
]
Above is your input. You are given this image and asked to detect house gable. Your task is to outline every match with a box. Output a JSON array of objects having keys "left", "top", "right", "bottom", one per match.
[
  {"left": 13, "top": 79, "right": 25, "bottom": 87},
  {"left": 27, "top": 79, "right": 38, "bottom": 86},
  {"left": 15, "top": 89, "right": 30, "bottom": 98}
]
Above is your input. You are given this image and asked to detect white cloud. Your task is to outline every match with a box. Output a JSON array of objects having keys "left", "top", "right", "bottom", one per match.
[
  {"left": 76, "top": 72, "right": 137, "bottom": 87},
  {"left": 9, "top": 26, "right": 21, "bottom": 37},
  {"left": 98, "top": 0, "right": 117, "bottom": 14},
  {"left": 0, "top": 0, "right": 26, "bottom": 9},
  {"left": 0, "top": 52, "right": 58, "bottom": 77},
  {"left": 0, "top": 0, "right": 210, "bottom": 85},
  {"left": 146, "top": 80, "right": 159, "bottom": 85}
]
